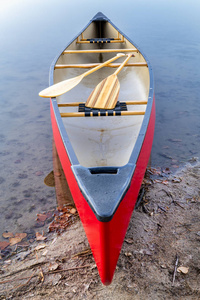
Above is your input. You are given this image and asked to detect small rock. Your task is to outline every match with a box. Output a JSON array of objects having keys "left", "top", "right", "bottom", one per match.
[
  {"left": 18, "top": 173, "right": 28, "bottom": 179},
  {"left": 70, "top": 208, "right": 76, "bottom": 214},
  {"left": 125, "top": 252, "right": 132, "bottom": 257},
  {"left": 35, "top": 171, "right": 44, "bottom": 176},
  {"left": 52, "top": 274, "right": 62, "bottom": 286},
  {"left": 49, "top": 262, "right": 59, "bottom": 271},
  {"left": 177, "top": 266, "right": 189, "bottom": 274}
]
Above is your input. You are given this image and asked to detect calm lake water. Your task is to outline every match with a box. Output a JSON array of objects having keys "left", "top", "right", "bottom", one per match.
[{"left": 0, "top": 0, "right": 200, "bottom": 238}]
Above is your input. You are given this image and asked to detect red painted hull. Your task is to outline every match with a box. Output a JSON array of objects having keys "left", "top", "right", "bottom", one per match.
[{"left": 50, "top": 96, "right": 155, "bottom": 285}]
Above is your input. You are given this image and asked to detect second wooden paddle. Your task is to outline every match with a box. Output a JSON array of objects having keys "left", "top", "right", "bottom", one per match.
[
  {"left": 39, "top": 53, "right": 125, "bottom": 98},
  {"left": 85, "top": 54, "right": 133, "bottom": 109}
]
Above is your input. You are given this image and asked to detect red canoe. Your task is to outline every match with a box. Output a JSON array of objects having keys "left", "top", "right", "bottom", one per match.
[{"left": 40, "top": 12, "right": 155, "bottom": 285}]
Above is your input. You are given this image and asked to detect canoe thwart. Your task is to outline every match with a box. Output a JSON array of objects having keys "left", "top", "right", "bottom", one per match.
[
  {"left": 60, "top": 110, "right": 145, "bottom": 117},
  {"left": 63, "top": 48, "right": 138, "bottom": 54},
  {"left": 58, "top": 100, "right": 148, "bottom": 107},
  {"left": 54, "top": 62, "right": 149, "bottom": 69}
]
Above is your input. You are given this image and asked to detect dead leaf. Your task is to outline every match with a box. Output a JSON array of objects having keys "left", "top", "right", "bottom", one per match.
[
  {"left": 162, "top": 180, "right": 169, "bottom": 185},
  {"left": 177, "top": 266, "right": 189, "bottom": 274},
  {"left": 2, "top": 232, "right": 14, "bottom": 238},
  {"left": 148, "top": 167, "right": 161, "bottom": 175},
  {"left": 35, "top": 244, "right": 46, "bottom": 251},
  {"left": 51, "top": 237, "right": 57, "bottom": 245},
  {"left": 9, "top": 236, "right": 22, "bottom": 246},
  {"left": 42, "top": 249, "right": 48, "bottom": 256},
  {"left": 9, "top": 233, "right": 27, "bottom": 246},
  {"left": 44, "top": 170, "right": 55, "bottom": 187},
  {"left": 4, "top": 259, "right": 11, "bottom": 265},
  {"left": 125, "top": 238, "right": 134, "bottom": 244},
  {"left": 153, "top": 179, "right": 162, "bottom": 184},
  {"left": 142, "top": 178, "right": 152, "bottom": 185},
  {"left": 172, "top": 177, "right": 182, "bottom": 183},
  {"left": 49, "top": 262, "right": 59, "bottom": 271},
  {"left": 36, "top": 213, "right": 48, "bottom": 222},
  {"left": 15, "top": 233, "right": 27, "bottom": 239},
  {"left": 0, "top": 241, "right": 10, "bottom": 250},
  {"left": 70, "top": 208, "right": 76, "bottom": 214},
  {"left": 36, "top": 232, "right": 47, "bottom": 241}
]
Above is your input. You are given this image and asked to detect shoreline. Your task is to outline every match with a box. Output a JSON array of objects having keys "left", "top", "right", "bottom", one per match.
[{"left": 0, "top": 160, "right": 200, "bottom": 299}]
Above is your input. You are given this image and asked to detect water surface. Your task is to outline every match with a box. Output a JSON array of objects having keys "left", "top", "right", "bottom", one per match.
[{"left": 0, "top": 0, "right": 200, "bottom": 237}]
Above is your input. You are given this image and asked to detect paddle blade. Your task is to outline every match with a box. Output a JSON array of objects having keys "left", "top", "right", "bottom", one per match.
[
  {"left": 44, "top": 170, "right": 55, "bottom": 187},
  {"left": 39, "top": 75, "right": 83, "bottom": 98},
  {"left": 85, "top": 74, "right": 120, "bottom": 109}
]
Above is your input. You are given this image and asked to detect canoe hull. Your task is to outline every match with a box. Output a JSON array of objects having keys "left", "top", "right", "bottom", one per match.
[{"left": 46, "top": 11, "right": 156, "bottom": 285}]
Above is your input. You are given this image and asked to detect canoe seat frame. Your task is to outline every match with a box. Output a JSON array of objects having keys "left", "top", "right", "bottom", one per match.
[
  {"left": 58, "top": 101, "right": 147, "bottom": 118},
  {"left": 79, "top": 101, "right": 127, "bottom": 114}
]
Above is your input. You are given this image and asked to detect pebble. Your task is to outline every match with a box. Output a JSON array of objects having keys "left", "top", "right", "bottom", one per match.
[{"left": 35, "top": 171, "right": 44, "bottom": 176}]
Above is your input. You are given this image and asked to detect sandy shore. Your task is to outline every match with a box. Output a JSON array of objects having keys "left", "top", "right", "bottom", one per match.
[{"left": 0, "top": 161, "right": 199, "bottom": 299}]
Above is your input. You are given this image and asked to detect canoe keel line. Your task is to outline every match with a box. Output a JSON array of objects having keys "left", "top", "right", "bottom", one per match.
[{"left": 45, "top": 12, "right": 155, "bottom": 284}]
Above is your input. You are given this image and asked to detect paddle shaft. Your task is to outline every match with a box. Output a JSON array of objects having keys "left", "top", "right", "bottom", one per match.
[
  {"left": 78, "top": 53, "right": 125, "bottom": 79},
  {"left": 114, "top": 53, "right": 133, "bottom": 75},
  {"left": 39, "top": 53, "right": 125, "bottom": 98}
]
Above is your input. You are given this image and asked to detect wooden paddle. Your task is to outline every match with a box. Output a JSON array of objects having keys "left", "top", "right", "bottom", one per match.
[
  {"left": 85, "top": 54, "right": 133, "bottom": 110},
  {"left": 39, "top": 53, "right": 125, "bottom": 98}
]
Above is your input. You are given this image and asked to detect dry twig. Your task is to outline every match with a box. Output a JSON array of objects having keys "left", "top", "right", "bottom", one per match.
[
  {"left": 48, "top": 264, "right": 91, "bottom": 274},
  {"left": 172, "top": 254, "right": 179, "bottom": 286}
]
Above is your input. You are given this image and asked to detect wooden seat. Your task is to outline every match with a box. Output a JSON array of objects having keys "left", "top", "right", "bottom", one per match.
[
  {"left": 76, "top": 33, "right": 124, "bottom": 44},
  {"left": 78, "top": 101, "right": 127, "bottom": 114},
  {"left": 77, "top": 38, "right": 124, "bottom": 44}
]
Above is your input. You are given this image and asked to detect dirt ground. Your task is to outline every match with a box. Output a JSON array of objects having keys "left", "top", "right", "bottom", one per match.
[{"left": 0, "top": 161, "right": 200, "bottom": 300}]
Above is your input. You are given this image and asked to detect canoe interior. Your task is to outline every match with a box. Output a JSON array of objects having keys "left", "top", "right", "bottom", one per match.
[{"left": 54, "top": 20, "right": 150, "bottom": 167}]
